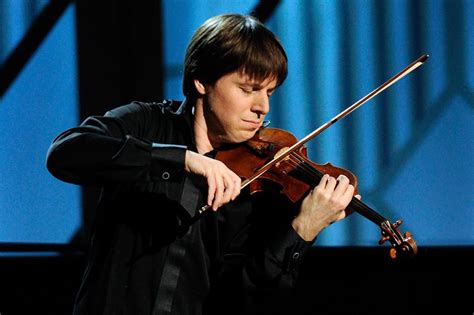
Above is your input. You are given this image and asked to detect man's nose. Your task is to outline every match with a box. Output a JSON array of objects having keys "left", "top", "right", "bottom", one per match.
[{"left": 253, "top": 92, "right": 270, "bottom": 116}]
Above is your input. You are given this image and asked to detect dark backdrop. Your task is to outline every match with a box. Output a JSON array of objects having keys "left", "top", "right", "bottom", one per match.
[{"left": 0, "top": 246, "right": 472, "bottom": 314}]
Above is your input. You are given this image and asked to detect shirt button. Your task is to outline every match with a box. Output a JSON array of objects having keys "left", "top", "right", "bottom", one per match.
[
  {"left": 162, "top": 171, "right": 170, "bottom": 180},
  {"left": 292, "top": 252, "right": 300, "bottom": 260}
]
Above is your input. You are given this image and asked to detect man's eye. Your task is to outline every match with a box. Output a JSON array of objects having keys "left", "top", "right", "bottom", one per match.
[{"left": 241, "top": 87, "right": 252, "bottom": 93}]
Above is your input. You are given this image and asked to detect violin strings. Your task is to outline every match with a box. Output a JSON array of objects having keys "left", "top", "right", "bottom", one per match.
[{"left": 284, "top": 153, "right": 386, "bottom": 224}]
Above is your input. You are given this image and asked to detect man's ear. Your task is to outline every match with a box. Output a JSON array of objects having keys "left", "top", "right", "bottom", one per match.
[{"left": 194, "top": 79, "right": 206, "bottom": 95}]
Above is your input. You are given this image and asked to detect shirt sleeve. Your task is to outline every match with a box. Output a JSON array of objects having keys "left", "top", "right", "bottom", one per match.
[
  {"left": 46, "top": 102, "right": 187, "bottom": 185},
  {"left": 217, "top": 191, "right": 313, "bottom": 293},
  {"left": 246, "top": 191, "right": 313, "bottom": 289},
  {"left": 261, "top": 220, "right": 313, "bottom": 286}
]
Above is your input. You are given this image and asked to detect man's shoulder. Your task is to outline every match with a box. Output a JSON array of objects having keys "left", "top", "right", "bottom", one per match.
[{"left": 131, "top": 99, "right": 185, "bottom": 115}]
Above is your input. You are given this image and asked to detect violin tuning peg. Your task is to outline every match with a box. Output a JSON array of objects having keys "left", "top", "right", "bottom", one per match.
[
  {"left": 378, "top": 235, "right": 390, "bottom": 245},
  {"left": 389, "top": 248, "right": 398, "bottom": 259},
  {"left": 393, "top": 219, "right": 403, "bottom": 228}
]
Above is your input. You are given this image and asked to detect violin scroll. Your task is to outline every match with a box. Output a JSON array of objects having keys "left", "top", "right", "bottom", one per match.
[{"left": 379, "top": 220, "right": 418, "bottom": 259}]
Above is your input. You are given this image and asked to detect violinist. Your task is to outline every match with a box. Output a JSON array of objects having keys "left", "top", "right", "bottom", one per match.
[{"left": 46, "top": 13, "right": 358, "bottom": 315}]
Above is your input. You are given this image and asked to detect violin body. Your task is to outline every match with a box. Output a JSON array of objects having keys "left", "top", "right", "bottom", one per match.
[{"left": 216, "top": 127, "right": 358, "bottom": 202}]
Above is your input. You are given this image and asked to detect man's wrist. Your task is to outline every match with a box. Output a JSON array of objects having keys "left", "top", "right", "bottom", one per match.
[{"left": 291, "top": 215, "right": 321, "bottom": 241}]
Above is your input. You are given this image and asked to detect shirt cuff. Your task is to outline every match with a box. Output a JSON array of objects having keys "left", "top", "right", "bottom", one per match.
[
  {"left": 150, "top": 143, "right": 187, "bottom": 182},
  {"left": 270, "top": 223, "right": 313, "bottom": 273}
]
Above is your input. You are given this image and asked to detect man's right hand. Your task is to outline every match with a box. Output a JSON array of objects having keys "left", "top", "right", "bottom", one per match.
[{"left": 185, "top": 150, "right": 241, "bottom": 211}]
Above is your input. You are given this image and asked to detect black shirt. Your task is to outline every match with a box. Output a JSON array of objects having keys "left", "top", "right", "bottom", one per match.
[{"left": 46, "top": 100, "right": 312, "bottom": 315}]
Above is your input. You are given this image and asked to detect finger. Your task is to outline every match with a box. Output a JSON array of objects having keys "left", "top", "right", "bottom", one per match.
[
  {"left": 333, "top": 175, "right": 350, "bottom": 198},
  {"left": 333, "top": 185, "right": 354, "bottom": 222},
  {"left": 319, "top": 174, "right": 330, "bottom": 188},
  {"left": 325, "top": 175, "right": 337, "bottom": 192},
  {"left": 213, "top": 173, "right": 225, "bottom": 210},
  {"left": 223, "top": 172, "right": 241, "bottom": 203},
  {"left": 336, "top": 209, "right": 347, "bottom": 221},
  {"left": 231, "top": 175, "right": 241, "bottom": 200},
  {"left": 312, "top": 174, "right": 329, "bottom": 201},
  {"left": 222, "top": 175, "right": 234, "bottom": 205},
  {"left": 355, "top": 194, "right": 361, "bottom": 200},
  {"left": 207, "top": 175, "right": 216, "bottom": 207},
  {"left": 340, "top": 184, "right": 355, "bottom": 207}
]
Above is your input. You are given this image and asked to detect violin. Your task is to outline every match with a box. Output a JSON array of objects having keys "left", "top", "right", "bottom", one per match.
[
  {"left": 215, "top": 127, "right": 418, "bottom": 259},
  {"left": 193, "top": 54, "right": 429, "bottom": 259}
]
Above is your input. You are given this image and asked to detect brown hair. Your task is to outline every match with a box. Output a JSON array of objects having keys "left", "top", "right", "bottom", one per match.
[{"left": 183, "top": 14, "right": 288, "bottom": 99}]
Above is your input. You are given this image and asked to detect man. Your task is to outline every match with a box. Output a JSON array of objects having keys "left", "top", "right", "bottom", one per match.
[{"left": 47, "top": 14, "right": 355, "bottom": 315}]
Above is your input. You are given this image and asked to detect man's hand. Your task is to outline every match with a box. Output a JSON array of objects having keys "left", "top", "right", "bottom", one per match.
[
  {"left": 292, "top": 174, "right": 360, "bottom": 241},
  {"left": 185, "top": 150, "right": 241, "bottom": 210}
]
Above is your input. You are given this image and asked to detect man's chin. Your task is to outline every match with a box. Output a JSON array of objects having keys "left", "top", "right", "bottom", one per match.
[{"left": 238, "top": 130, "right": 259, "bottom": 142}]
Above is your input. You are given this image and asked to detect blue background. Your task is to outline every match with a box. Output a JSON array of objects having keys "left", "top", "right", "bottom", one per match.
[{"left": 1, "top": 0, "right": 472, "bottom": 246}]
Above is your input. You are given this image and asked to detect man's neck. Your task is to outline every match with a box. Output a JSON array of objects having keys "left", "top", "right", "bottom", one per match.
[{"left": 193, "top": 102, "right": 215, "bottom": 154}]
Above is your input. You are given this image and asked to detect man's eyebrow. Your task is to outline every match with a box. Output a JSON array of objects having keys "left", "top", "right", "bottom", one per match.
[
  {"left": 238, "top": 82, "right": 261, "bottom": 89},
  {"left": 240, "top": 81, "right": 275, "bottom": 89},
  {"left": 237, "top": 76, "right": 277, "bottom": 89}
]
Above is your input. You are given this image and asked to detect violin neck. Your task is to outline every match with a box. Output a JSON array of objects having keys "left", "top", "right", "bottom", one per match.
[
  {"left": 348, "top": 196, "right": 387, "bottom": 226},
  {"left": 292, "top": 160, "right": 387, "bottom": 226}
]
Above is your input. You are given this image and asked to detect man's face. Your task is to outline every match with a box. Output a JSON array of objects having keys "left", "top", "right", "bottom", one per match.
[{"left": 199, "top": 71, "right": 277, "bottom": 145}]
